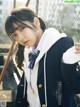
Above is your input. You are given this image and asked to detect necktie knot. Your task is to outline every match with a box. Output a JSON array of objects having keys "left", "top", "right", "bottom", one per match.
[{"left": 28, "top": 50, "right": 40, "bottom": 69}]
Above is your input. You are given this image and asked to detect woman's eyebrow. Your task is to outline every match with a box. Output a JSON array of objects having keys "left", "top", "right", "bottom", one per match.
[{"left": 10, "top": 25, "right": 21, "bottom": 36}]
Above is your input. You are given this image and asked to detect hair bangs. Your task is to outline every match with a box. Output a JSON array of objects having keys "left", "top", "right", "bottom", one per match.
[{"left": 5, "top": 15, "right": 22, "bottom": 36}]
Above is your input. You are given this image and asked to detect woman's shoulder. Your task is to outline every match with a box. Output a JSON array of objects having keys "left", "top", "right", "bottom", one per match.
[{"left": 62, "top": 36, "right": 74, "bottom": 44}]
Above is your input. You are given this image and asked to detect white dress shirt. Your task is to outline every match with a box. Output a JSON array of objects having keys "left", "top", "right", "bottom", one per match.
[{"left": 24, "top": 48, "right": 41, "bottom": 107}]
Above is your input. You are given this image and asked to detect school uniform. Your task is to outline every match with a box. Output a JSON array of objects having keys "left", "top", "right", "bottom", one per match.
[{"left": 15, "top": 28, "right": 80, "bottom": 107}]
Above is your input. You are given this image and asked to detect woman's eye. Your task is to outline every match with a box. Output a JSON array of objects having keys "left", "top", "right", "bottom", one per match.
[{"left": 13, "top": 34, "right": 17, "bottom": 38}]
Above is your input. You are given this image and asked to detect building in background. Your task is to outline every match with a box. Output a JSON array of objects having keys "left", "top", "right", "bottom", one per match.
[
  {"left": 0, "top": 0, "right": 12, "bottom": 31},
  {"left": 0, "top": 0, "right": 12, "bottom": 43}
]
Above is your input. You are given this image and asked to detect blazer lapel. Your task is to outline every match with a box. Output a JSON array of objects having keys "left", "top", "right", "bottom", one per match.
[{"left": 37, "top": 55, "right": 44, "bottom": 80}]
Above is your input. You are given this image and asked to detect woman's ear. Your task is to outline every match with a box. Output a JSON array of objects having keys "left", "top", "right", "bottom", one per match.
[{"left": 33, "top": 17, "right": 40, "bottom": 27}]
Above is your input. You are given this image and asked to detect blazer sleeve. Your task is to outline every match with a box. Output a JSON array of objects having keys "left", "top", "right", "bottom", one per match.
[
  {"left": 60, "top": 37, "right": 80, "bottom": 93},
  {"left": 14, "top": 73, "right": 29, "bottom": 107},
  {"left": 61, "top": 62, "right": 80, "bottom": 94}
]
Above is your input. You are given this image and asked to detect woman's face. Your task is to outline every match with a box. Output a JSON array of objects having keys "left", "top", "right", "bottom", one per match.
[{"left": 11, "top": 23, "right": 38, "bottom": 48}]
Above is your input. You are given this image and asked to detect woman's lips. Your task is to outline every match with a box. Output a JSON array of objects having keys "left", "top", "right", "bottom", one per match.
[{"left": 23, "top": 40, "right": 28, "bottom": 44}]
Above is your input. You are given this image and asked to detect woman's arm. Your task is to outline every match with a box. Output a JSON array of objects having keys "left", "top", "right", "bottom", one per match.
[{"left": 61, "top": 42, "right": 80, "bottom": 94}]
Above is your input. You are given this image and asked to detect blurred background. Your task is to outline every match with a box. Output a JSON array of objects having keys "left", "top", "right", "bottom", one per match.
[{"left": 0, "top": 0, "right": 80, "bottom": 107}]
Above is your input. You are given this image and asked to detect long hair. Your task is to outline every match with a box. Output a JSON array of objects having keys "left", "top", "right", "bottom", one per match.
[{"left": 5, "top": 7, "right": 46, "bottom": 70}]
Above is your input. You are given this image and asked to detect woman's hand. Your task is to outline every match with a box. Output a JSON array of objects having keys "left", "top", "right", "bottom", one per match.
[{"left": 75, "top": 43, "right": 80, "bottom": 54}]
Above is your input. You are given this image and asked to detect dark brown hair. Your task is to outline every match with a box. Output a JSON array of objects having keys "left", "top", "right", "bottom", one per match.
[{"left": 5, "top": 7, "right": 46, "bottom": 70}]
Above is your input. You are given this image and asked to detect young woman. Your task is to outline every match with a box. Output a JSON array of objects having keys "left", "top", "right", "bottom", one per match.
[{"left": 5, "top": 7, "right": 80, "bottom": 107}]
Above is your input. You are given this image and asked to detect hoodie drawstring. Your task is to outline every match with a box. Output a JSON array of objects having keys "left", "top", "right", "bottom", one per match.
[{"left": 44, "top": 53, "right": 47, "bottom": 106}]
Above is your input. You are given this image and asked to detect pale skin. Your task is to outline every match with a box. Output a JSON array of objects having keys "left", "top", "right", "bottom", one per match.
[
  {"left": 75, "top": 43, "right": 80, "bottom": 54},
  {"left": 11, "top": 17, "right": 43, "bottom": 48}
]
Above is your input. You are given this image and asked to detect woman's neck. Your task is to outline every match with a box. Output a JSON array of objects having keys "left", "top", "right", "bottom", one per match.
[{"left": 35, "top": 29, "right": 43, "bottom": 47}]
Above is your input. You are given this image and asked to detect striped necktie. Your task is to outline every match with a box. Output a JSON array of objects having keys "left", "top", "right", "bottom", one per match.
[{"left": 28, "top": 50, "right": 40, "bottom": 69}]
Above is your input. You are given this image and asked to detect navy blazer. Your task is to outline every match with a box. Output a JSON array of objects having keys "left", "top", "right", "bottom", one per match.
[{"left": 15, "top": 37, "right": 80, "bottom": 107}]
